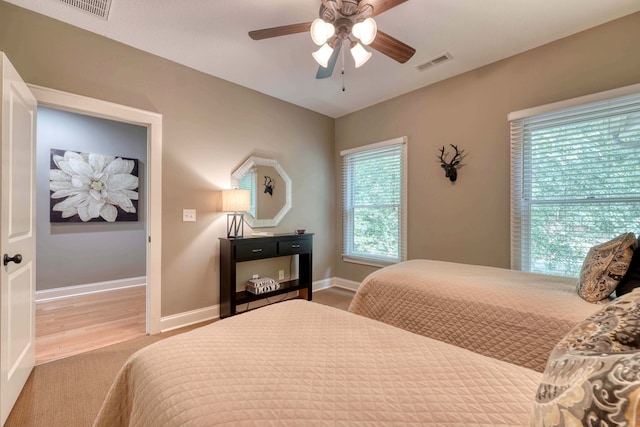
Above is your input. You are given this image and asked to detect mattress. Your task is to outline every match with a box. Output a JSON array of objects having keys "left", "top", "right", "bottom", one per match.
[
  {"left": 94, "top": 300, "right": 541, "bottom": 426},
  {"left": 348, "top": 259, "right": 602, "bottom": 372}
]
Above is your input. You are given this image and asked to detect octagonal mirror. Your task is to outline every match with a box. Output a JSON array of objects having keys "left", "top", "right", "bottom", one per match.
[{"left": 231, "top": 156, "right": 292, "bottom": 228}]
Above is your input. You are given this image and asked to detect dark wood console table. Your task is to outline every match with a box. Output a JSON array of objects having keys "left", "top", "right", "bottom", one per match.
[{"left": 219, "top": 233, "right": 313, "bottom": 318}]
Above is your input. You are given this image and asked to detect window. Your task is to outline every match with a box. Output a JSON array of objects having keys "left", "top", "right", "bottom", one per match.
[
  {"left": 510, "top": 86, "right": 640, "bottom": 277},
  {"left": 238, "top": 169, "right": 257, "bottom": 218},
  {"left": 341, "top": 137, "right": 407, "bottom": 266}
]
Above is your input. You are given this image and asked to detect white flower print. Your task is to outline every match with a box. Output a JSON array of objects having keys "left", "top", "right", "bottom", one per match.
[{"left": 50, "top": 150, "right": 139, "bottom": 222}]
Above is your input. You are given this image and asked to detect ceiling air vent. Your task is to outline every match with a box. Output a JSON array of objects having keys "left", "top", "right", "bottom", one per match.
[
  {"left": 57, "top": 0, "right": 112, "bottom": 19},
  {"left": 415, "top": 52, "right": 453, "bottom": 72}
]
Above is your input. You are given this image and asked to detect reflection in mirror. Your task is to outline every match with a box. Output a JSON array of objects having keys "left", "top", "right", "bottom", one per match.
[{"left": 231, "top": 156, "right": 292, "bottom": 228}]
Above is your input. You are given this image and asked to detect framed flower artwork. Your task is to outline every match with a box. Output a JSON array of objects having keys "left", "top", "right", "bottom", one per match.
[{"left": 49, "top": 149, "right": 139, "bottom": 223}]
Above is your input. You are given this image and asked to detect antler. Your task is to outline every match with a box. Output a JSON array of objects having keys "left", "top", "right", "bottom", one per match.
[
  {"left": 437, "top": 145, "right": 463, "bottom": 182},
  {"left": 438, "top": 146, "right": 446, "bottom": 164},
  {"left": 438, "top": 145, "right": 461, "bottom": 165},
  {"left": 449, "top": 144, "right": 461, "bottom": 165}
]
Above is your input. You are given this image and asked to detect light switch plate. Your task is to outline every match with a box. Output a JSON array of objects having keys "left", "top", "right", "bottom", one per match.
[{"left": 183, "top": 209, "right": 196, "bottom": 222}]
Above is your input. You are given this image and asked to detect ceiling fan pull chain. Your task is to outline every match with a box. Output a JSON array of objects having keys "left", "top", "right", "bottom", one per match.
[{"left": 341, "top": 40, "right": 346, "bottom": 92}]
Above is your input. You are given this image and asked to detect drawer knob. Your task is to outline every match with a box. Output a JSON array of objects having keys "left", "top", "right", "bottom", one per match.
[
  {"left": 252, "top": 248, "right": 263, "bottom": 253},
  {"left": 292, "top": 244, "right": 300, "bottom": 248}
]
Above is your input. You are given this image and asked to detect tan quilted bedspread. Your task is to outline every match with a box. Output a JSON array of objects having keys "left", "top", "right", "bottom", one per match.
[
  {"left": 94, "top": 300, "right": 541, "bottom": 426},
  {"left": 348, "top": 260, "right": 602, "bottom": 372}
]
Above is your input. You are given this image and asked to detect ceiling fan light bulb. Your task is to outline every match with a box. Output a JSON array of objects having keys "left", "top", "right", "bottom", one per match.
[
  {"left": 326, "top": 22, "right": 335, "bottom": 38},
  {"left": 311, "top": 19, "right": 335, "bottom": 45},
  {"left": 352, "top": 18, "right": 377, "bottom": 45},
  {"left": 351, "top": 43, "right": 372, "bottom": 68},
  {"left": 312, "top": 43, "right": 334, "bottom": 68}
]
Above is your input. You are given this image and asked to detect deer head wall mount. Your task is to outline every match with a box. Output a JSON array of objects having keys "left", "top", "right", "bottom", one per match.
[
  {"left": 263, "top": 176, "right": 275, "bottom": 196},
  {"left": 438, "top": 144, "right": 463, "bottom": 182}
]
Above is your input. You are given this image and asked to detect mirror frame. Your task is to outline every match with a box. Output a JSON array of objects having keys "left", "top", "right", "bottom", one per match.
[{"left": 231, "top": 156, "right": 292, "bottom": 228}]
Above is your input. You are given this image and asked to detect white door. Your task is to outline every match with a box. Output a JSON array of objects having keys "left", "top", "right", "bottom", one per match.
[{"left": 0, "top": 52, "right": 36, "bottom": 425}]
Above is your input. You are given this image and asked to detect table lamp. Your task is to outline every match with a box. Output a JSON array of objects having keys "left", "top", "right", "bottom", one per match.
[{"left": 221, "top": 189, "right": 250, "bottom": 238}]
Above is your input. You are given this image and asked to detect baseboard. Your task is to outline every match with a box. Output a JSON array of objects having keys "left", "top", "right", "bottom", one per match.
[
  {"left": 35, "top": 276, "right": 147, "bottom": 302},
  {"left": 331, "top": 277, "right": 361, "bottom": 292},
  {"left": 37, "top": 276, "right": 361, "bottom": 332},
  {"left": 160, "top": 305, "right": 219, "bottom": 333},
  {"left": 312, "top": 278, "right": 334, "bottom": 292},
  {"left": 159, "top": 277, "right": 360, "bottom": 332},
  {"left": 313, "top": 277, "right": 360, "bottom": 292}
]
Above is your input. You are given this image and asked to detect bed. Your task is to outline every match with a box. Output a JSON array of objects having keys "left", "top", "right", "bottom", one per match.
[
  {"left": 348, "top": 259, "right": 602, "bottom": 372},
  {"left": 93, "top": 300, "right": 541, "bottom": 426}
]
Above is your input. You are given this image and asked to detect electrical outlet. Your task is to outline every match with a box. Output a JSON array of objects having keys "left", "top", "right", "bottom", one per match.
[
  {"left": 182, "top": 209, "right": 196, "bottom": 222},
  {"left": 278, "top": 270, "right": 285, "bottom": 280}
]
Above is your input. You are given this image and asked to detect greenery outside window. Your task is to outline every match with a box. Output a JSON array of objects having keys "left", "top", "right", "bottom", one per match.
[
  {"left": 238, "top": 169, "right": 257, "bottom": 218},
  {"left": 510, "top": 85, "right": 640, "bottom": 277},
  {"left": 341, "top": 137, "right": 407, "bottom": 267}
]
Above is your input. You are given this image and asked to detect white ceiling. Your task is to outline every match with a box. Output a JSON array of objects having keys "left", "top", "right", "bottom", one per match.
[{"left": 6, "top": 0, "right": 640, "bottom": 118}]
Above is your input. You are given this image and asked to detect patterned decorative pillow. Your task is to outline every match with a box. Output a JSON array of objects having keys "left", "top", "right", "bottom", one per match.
[
  {"left": 577, "top": 232, "right": 637, "bottom": 303},
  {"left": 617, "top": 249, "right": 640, "bottom": 297},
  {"left": 530, "top": 290, "right": 640, "bottom": 426}
]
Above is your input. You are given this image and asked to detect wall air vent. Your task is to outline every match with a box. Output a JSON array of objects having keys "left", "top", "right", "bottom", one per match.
[
  {"left": 57, "top": 0, "right": 112, "bottom": 19},
  {"left": 415, "top": 52, "right": 453, "bottom": 72}
]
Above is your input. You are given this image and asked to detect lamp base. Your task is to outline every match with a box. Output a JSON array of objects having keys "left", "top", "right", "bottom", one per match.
[{"left": 227, "top": 213, "right": 244, "bottom": 238}]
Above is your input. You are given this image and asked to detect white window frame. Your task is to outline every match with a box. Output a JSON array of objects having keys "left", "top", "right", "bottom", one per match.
[
  {"left": 341, "top": 136, "right": 408, "bottom": 267},
  {"left": 509, "top": 82, "right": 640, "bottom": 275},
  {"left": 238, "top": 169, "right": 257, "bottom": 218}
]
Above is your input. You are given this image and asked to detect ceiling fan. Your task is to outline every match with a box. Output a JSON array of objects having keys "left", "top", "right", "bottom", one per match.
[{"left": 249, "top": 0, "right": 416, "bottom": 79}]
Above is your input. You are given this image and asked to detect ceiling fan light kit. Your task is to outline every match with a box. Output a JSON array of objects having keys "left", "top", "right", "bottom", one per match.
[
  {"left": 309, "top": 3, "right": 377, "bottom": 69},
  {"left": 249, "top": 0, "right": 415, "bottom": 79},
  {"left": 351, "top": 17, "right": 377, "bottom": 45},
  {"left": 312, "top": 43, "right": 335, "bottom": 68},
  {"left": 350, "top": 42, "right": 372, "bottom": 68},
  {"left": 310, "top": 18, "right": 336, "bottom": 45}
]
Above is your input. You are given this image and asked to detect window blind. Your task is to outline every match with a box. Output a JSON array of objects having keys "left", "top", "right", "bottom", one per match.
[
  {"left": 238, "top": 170, "right": 257, "bottom": 218},
  {"left": 341, "top": 137, "right": 407, "bottom": 266},
  {"left": 510, "top": 90, "right": 640, "bottom": 277}
]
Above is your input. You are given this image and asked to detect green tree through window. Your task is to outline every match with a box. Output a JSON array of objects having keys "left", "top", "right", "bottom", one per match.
[
  {"left": 511, "top": 92, "right": 640, "bottom": 277},
  {"left": 342, "top": 138, "right": 407, "bottom": 265}
]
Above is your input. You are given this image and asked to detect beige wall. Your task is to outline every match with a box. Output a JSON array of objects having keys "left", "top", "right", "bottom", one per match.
[
  {"left": 0, "top": 2, "right": 335, "bottom": 316},
  {"left": 3, "top": 2, "right": 639, "bottom": 304},
  {"left": 335, "top": 12, "right": 640, "bottom": 282}
]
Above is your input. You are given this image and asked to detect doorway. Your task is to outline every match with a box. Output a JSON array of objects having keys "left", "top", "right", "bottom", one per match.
[
  {"left": 34, "top": 106, "right": 148, "bottom": 363},
  {"left": 27, "top": 85, "right": 163, "bottom": 345}
]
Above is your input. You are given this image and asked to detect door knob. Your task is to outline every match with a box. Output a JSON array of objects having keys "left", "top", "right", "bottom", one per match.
[{"left": 3, "top": 254, "right": 22, "bottom": 266}]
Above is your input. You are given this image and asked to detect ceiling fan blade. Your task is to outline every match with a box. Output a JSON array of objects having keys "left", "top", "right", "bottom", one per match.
[
  {"left": 316, "top": 42, "right": 342, "bottom": 79},
  {"left": 369, "top": 30, "right": 415, "bottom": 63},
  {"left": 358, "top": 0, "right": 407, "bottom": 17},
  {"left": 248, "top": 22, "right": 312, "bottom": 40}
]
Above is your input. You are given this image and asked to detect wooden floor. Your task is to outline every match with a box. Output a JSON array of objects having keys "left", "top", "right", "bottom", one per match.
[
  {"left": 34, "top": 286, "right": 354, "bottom": 366},
  {"left": 35, "top": 286, "right": 146, "bottom": 365}
]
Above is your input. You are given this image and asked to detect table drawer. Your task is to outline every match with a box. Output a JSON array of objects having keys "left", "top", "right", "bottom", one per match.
[
  {"left": 278, "top": 239, "right": 311, "bottom": 255},
  {"left": 235, "top": 241, "right": 277, "bottom": 260}
]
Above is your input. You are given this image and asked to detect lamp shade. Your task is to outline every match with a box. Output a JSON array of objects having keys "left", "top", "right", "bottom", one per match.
[
  {"left": 312, "top": 43, "right": 334, "bottom": 68},
  {"left": 352, "top": 18, "right": 377, "bottom": 45},
  {"left": 221, "top": 189, "right": 250, "bottom": 212},
  {"left": 310, "top": 18, "right": 335, "bottom": 45},
  {"left": 350, "top": 42, "right": 372, "bottom": 68}
]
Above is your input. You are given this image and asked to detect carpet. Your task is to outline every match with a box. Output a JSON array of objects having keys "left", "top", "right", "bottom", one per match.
[
  {"left": 5, "top": 325, "right": 201, "bottom": 427},
  {"left": 5, "top": 288, "right": 354, "bottom": 426}
]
